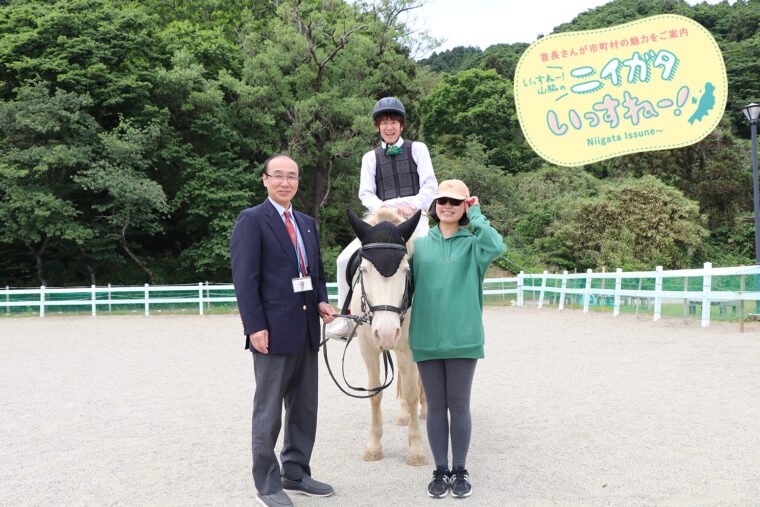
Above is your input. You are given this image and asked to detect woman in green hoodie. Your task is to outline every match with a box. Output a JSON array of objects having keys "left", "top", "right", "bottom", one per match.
[{"left": 409, "top": 179, "right": 506, "bottom": 499}]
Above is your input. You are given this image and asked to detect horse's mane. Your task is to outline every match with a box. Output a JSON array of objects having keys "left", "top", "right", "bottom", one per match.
[
  {"left": 362, "top": 208, "right": 417, "bottom": 256},
  {"left": 364, "top": 208, "right": 403, "bottom": 226}
]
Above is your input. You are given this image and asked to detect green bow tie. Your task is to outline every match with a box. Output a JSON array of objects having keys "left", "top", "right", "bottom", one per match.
[{"left": 384, "top": 145, "right": 403, "bottom": 156}]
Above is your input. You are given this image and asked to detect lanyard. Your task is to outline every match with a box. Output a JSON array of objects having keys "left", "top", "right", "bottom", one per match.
[
  {"left": 288, "top": 213, "right": 307, "bottom": 276},
  {"left": 294, "top": 229, "right": 305, "bottom": 276}
]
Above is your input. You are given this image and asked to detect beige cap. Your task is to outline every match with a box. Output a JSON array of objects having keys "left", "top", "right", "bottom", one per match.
[{"left": 434, "top": 179, "right": 470, "bottom": 200}]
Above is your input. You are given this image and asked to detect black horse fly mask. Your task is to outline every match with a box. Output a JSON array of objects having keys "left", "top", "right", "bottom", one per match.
[
  {"left": 346, "top": 208, "right": 421, "bottom": 323},
  {"left": 347, "top": 209, "right": 421, "bottom": 277}
]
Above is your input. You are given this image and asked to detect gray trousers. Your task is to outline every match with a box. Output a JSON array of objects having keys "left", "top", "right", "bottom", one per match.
[{"left": 251, "top": 341, "right": 318, "bottom": 495}]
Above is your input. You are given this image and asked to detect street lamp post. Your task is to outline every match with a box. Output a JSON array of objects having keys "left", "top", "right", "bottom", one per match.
[{"left": 742, "top": 103, "right": 760, "bottom": 312}]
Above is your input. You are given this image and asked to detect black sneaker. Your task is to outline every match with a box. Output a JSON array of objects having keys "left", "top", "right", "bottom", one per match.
[
  {"left": 450, "top": 466, "right": 472, "bottom": 498},
  {"left": 427, "top": 467, "right": 450, "bottom": 498}
]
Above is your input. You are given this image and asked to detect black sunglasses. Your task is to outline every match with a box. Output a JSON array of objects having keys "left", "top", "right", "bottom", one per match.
[{"left": 436, "top": 197, "right": 464, "bottom": 206}]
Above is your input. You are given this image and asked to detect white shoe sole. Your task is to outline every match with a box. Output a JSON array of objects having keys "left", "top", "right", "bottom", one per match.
[
  {"left": 255, "top": 493, "right": 293, "bottom": 507},
  {"left": 427, "top": 485, "right": 449, "bottom": 498}
]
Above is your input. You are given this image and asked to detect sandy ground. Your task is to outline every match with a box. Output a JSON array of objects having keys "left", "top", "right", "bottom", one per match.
[{"left": 1, "top": 307, "right": 760, "bottom": 506}]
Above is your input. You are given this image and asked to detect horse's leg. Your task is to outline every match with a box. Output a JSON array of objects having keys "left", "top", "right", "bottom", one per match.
[
  {"left": 395, "top": 320, "right": 411, "bottom": 426},
  {"left": 395, "top": 379, "right": 410, "bottom": 426},
  {"left": 359, "top": 335, "right": 383, "bottom": 461},
  {"left": 418, "top": 372, "right": 427, "bottom": 420},
  {"left": 395, "top": 347, "right": 427, "bottom": 466}
]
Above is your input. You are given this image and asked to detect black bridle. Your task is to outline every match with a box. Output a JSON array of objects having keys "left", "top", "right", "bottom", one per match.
[{"left": 321, "top": 241, "right": 413, "bottom": 399}]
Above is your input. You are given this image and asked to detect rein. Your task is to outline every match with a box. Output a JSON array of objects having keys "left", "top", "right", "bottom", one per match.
[{"left": 321, "top": 240, "right": 413, "bottom": 399}]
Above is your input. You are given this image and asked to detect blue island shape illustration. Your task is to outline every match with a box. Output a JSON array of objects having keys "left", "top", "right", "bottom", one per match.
[{"left": 688, "top": 82, "right": 715, "bottom": 124}]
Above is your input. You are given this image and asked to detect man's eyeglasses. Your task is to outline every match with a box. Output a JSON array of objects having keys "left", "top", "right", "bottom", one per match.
[
  {"left": 265, "top": 172, "right": 300, "bottom": 183},
  {"left": 436, "top": 197, "right": 464, "bottom": 206}
]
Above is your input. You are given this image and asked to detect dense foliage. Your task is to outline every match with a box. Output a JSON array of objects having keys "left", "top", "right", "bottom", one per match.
[{"left": 1, "top": 0, "right": 759, "bottom": 287}]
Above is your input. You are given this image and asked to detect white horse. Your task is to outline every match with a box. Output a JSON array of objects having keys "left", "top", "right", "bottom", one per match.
[{"left": 345, "top": 208, "right": 428, "bottom": 466}]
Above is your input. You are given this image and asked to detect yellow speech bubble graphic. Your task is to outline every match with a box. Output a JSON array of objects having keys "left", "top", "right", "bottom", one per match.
[{"left": 514, "top": 15, "right": 727, "bottom": 167}]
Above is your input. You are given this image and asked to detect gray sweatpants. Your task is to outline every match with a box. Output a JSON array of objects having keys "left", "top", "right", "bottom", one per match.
[{"left": 416, "top": 358, "right": 478, "bottom": 469}]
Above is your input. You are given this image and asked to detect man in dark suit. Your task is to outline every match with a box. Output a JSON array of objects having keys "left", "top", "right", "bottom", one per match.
[{"left": 230, "top": 153, "right": 337, "bottom": 507}]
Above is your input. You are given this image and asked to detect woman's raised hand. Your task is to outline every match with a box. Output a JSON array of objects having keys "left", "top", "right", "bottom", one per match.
[{"left": 464, "top": 196, "right": 479, "bottom": 212}]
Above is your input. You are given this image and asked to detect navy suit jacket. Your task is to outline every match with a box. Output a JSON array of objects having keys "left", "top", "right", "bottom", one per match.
[{"left": 230, "top": 199, "right": 329, "bottom": 354}]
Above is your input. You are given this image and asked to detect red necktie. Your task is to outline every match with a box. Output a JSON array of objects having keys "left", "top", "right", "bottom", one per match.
[{"left": 284, "top": 211, "right": 307, "bottom": 275}]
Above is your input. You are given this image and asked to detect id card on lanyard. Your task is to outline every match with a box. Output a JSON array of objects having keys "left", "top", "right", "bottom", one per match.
[{"left": 292, "top": 276, "right": 313, "bottom": 293}]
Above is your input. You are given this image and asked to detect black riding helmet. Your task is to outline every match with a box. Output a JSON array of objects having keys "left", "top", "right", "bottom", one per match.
[{"left": 372, "top": 97, "right": 406, "bottom": 122}]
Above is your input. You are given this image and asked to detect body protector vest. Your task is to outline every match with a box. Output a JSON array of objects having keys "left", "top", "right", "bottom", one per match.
[{"left": 374, "top": 140, "right": 420, "bottom": 201}]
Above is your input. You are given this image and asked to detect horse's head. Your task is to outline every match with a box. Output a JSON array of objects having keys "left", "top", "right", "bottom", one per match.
[{"left": 347, "top": 208, "right": 421, "bottom": 351}]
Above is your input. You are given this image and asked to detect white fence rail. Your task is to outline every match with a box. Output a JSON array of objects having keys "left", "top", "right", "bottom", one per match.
[
  {"left": 4, "top": 262, "right": 760, "bottom": 327},
  {"left": 2, "top": 282, "right": 337, "bottom": 318},
  {"left": 488, "top": 262, "right": 760, "bottom": 327}
]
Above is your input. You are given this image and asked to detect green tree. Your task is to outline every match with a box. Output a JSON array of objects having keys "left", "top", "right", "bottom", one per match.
[
  {"left": 558, "top": 175, "right": 708, "bottom": 270},
  {"left": 610, "top": 121, "right": 752, "bottom": 230},
  {"left": 417, "top": 45, "right": 483, "bottom": 73},
  {"left": 74, "top": 118, "right": 169, "bottom": 284},
  {"left": 421, "top": 68, "right": 540, "bottom": 172},
  {"left": 510, "top": 166, "right": 602, "bottom": 271},
  {"left": 479, "top": 43, "right": 529, "bottom": 81},
  {"left": 0, "top": 80, "right": 96, "bottom": 284},
  {"left": 0, "top": 0, "right": 161, "bottom": 127},
  {"left": 152, "top": 49, "right": 268, "bottom": 279}
]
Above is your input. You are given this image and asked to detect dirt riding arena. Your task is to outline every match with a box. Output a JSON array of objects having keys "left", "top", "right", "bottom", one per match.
[{"left": 2, "top": 307, "right": 759, "bottom": 505}]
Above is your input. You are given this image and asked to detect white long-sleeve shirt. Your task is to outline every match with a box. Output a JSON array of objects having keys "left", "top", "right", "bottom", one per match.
[{"left": 358, "top": 137, "right": 437, "bottom": 213}]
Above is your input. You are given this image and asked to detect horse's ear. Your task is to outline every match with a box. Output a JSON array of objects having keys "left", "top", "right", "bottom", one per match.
[
  {"left": 397, "top": 210, "right": 421, "bottom": 242},
  {"left": 347, "top": 208, "right": 372, "bottom": 242}
]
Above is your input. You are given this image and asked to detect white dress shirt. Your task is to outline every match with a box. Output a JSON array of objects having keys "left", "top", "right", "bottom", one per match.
[{"left": 358, "top": 137, "right": 437, "bottom": 213}]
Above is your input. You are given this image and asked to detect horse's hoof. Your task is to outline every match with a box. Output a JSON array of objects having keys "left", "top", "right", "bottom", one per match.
[
  {"left": 407, "top": 454, "right": 428, "bottom": 466},
  {"left": 363, "top": 450, "right": 383, "bottom": 461},
  {"left": 395, "top": 415, "right": 410, "bottom": 426}
]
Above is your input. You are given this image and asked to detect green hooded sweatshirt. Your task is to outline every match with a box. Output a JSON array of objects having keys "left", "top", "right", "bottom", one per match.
[{"left": 409, "top": 205, "right": 506, "bottom": 362}]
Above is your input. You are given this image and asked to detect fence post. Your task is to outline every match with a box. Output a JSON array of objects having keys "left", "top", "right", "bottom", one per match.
[
  {"left": 91, "top": 285, "right": 96, "bottom": 316},
  {"left": 558, "top": 271, "right": 568, "bottom": 310},
  {"left": 600, "top": 266, "right": 606, "bottom": 311},
  {"left": 5, "top": 285, "right": 9, "bottom": 315},
  {"left": 205, "top": 281, "right": 210, "bottom": 311},
  {"left": 653, "top": 266, "right": 663, "bottom": 321},
  {"left": 701, "top": 262, "right": 712, "bottom": 327},
  {"left": 538, "top": 271, "right": 548, "bottom": 309},
  {"left": 144, "top": 283, "right": 150, "bottom": 316},
  {"left": 108, "top": 283, "right": 112, "bottom": 312},
  {"left": 583, "top": 269, "right": 592, "bottom": 313},
  {"left": 517, "top": 272, "right": 524, "bottom": 307},
  {"left": 40, "top": 285, "right": 45, "bottom": 317},
  {"left": 740, "top": 273, "right": 745, "bottom": 333},
  {"left": 199, "top": 282, "right": 204, "bottom": 316},
  {"left": 683, "top": 278, "right": 689, "bottom": 324},
  {"left": 613, "top": 268, "right": 622, "bottom": 316}
]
